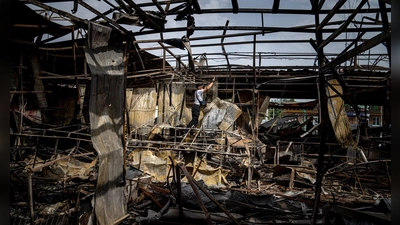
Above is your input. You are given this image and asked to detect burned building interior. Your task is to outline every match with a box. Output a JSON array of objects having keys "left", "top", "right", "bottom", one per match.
[{"left": 10, "top": 0, "right": 391, "bottom": 225}]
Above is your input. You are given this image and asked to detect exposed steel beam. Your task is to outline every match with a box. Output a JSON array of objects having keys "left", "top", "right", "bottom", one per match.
[
  {"left": 316, "top": 0, "right": 346, "bottom": 32},
  {"left": 321, "top": 31, "right": 390, "bottom": 73},
  {"left": 319, "top": 0, "right": 368, "bottom": 49}
]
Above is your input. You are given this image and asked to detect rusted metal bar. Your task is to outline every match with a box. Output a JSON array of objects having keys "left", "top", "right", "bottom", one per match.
[
  {"left": 27, "top": 172, "right": 35, "bottom": 225},
  {"left": 78, "top": 0, "right": 128, "bottom": 33},
  {"left": 114, "top": 0, "right": 134, "bottom": 14},
  {"left": 353, "top": 168, "right": 365, "bottom": 195},
  {"left": 11, "top": 24, "right": 74, "bottom": 29},
  {"left": 123, "top": 0, "right": 164, "bottom": 31},
  {"left": 231, "top": 0, "right": 238, "bottom": 13},
  {"left": 72, "top": 26, "right": 77, "bottom": 75},
  {"left": 11, "top": 132, "right": 90, "bottom": 142},
  {"left": 170, "top": 7, "right": 385, "bottom": 15},
  {"left": 319, "top": 0, "right": 368, "bottom": 49},
  {"left": 157, "top": 42, "right": 187, "bottom": 69},
  {"left": 16, "top": 50, "right": 25, "bottom": 148},
  {"left": 26, "top": 0, "right": 87, "bottom": 26},
  {"left": 173, "top": 159, "right": 184, "bottom": 220},
  {"left": 338, "top": 31, "right": 366, "bottom": 55},
  {"left": 316, "top": 0, "right": 346, "bottom": 31},
  {"left": 133, "top": 25, "right": 384, "bottom": 36},
  {"left": 272, "top": 0, "right": 279, "bottom": 13},
  {"left": 289, "top": 168, "right": 295, "bottom": 189},
  {"left": 152, "top": 0, "right": 165, "bottom": 15},
  {"left": 27, "top": 152, "right": 94, "bottom": 173},
  {"left": 137, "top": 36, "right": 362, "bottom": 47},
  {"left": 10, "top": 90, "right": 52, "bottom": 94},
  {"left": 311, "top": 1, "right": 328, "bottom": 223},
  {"left": 221, "top": 20, "right": 231, "bottom": 73},
  {"left": 177, "top": 165, "right": 212, "bottom": 225},
  {"left": 252, "top": 34, "right": 257, "bottom": 133},
  {"left": 385, "top": 161, "right": 391, "bottom": 186},
  {"left": 378, "top": 0, "right": 391, "bottom": 65},
  {"left": 139, "top": 186, "right": 163, "bottom": 208}
]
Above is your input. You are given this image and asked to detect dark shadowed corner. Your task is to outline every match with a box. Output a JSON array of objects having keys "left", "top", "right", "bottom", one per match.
[{"left": 1, "top": 0, "right": 10, "bottom": 223}]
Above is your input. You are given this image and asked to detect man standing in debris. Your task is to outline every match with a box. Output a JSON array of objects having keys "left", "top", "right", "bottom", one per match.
[{"left": 186, "top": 77, "right": 216, "bottom": 129}]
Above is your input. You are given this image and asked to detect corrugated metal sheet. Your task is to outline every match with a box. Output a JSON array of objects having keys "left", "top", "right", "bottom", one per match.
[
  {"left": 326, "top": 79, "right": 354, "bottom": 147},
  {"left": 157, "top": 82, "right": 186, "bottom": 126},
  {"left": 204, "top": 97, "right": 242, "bottom": 131},
  {"left": 127, "top": 88, "right": 157, "bottom": 129},
  {"left": 84, "top": 22, "right": 127, "bottom": 225},
  {"left": 128, "top": 149, "right": 174, "bottom": 182}
]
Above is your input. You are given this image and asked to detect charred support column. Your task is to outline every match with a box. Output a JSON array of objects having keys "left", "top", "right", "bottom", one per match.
[
  {"left": 29, "top": 48, "right": 48, "bottom": 122},
  {"left": 84, "top": 22, "right": 127, "bottom": 225},
  {"left": 311, "top": 2, "right": 328, "bottom": 224}
]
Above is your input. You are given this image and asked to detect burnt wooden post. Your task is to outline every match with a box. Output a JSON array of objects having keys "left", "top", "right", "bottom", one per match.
[{"left": 84, "top": 22, "right": 127, "bottom": 225}]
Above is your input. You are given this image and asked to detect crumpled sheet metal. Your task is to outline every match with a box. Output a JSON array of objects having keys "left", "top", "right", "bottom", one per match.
[
  {"left": 37, "top": 201, "right": 68, "bottom": 216},
  {"left": 126, "top": 88, "right": 157, "bottom": 129},
  {"left": 24, "top": 154, "right": 97, "bottom": 180},
  {"left": 128, "top": 150, "right": 174, "bottom": 182},
  {"left": 125, "top": 174, "right": 152, "bottom": 204},
  {"left": 203, "top": 97, "right": 242, "bottom": 131},
  {"left": 326, "top": 78, "right": 354, "bottom": 147},
  {"left": 202, "top": 108, "right": 227, "bottom": 129},
  {"left": 183, "top": 156, "right": 230, "bottom": 188},
  {"left": 128, "top": 150, "right": 230, "bottom": 187}
]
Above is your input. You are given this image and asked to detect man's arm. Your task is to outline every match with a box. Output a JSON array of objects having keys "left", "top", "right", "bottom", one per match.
[{"left": 203, "top": 77, "right": 216, "bottom": 92}]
